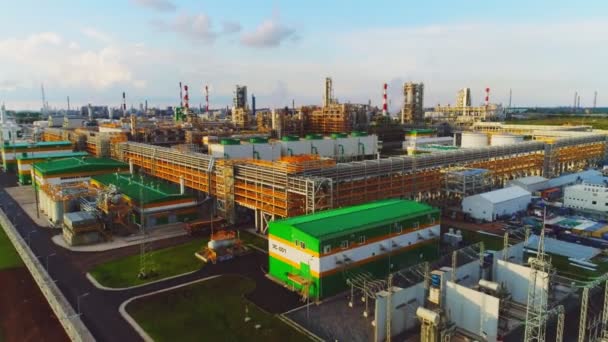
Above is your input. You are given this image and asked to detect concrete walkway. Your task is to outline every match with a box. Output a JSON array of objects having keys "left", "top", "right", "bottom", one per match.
[
  {"left": 4, "top": 185, "right": 51, "bottom": 227},
  {"left": 52, "top": 224, "right": 188, "bottom": 252}
]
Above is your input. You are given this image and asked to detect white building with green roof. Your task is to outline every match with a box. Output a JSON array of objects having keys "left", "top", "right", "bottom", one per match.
[{"left": 268, "top": 199, "right": 440, "bottom": 299}]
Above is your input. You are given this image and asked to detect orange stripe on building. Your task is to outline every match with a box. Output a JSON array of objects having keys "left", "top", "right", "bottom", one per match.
[{"left": 268, "top": 221, "right": 439, "bottom": 257}]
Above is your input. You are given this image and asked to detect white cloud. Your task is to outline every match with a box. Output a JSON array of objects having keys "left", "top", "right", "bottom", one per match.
[
  {"left": 0, "top": 32, "right": 143, "bottom": 90},
  {"left": 0, "top": 80, "right": 19, "bottom": 92},
  {"left": 222, "top": 21, "right": 242, "bottom": 34},
  {"left": 153, "top": 13, "right": 218, "bottom": 43},
  {"left": 334, "top": 21, "right": 608, "bottom": 106},
  {"left": 241, "top": 14, "right": 296, "bottom": 48},
  {"left": 131, "top": 0, "right": 176, "bottom": 12},
  {"left": 82, "top": 28, "right": 112, "bottom": 43}
]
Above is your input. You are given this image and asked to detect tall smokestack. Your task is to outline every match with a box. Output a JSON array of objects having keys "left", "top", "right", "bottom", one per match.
[
  {"left": 382, "top": 83, "right": 388, "bottom": 116},
  {"left": 87, "top": 103, "right": 93, "bottom": 121},
  {"left": 122, "top": 92, "right": 127, "bottom": 117},
  {"left": 67, "top": 96, "right": 71, "bottom": 112},
  {"left": 179, "top": 82, "right": 183, "bottom": 107},
  {"left": 577, "top": 95, "right": 581, "bottom": 110},
  {"left": 485, "top": 87, "right": 490, "bottom": 107},
  {"left": 252, "top": 94, "right": 256, "bottom": 117},
  {"left": 574, "top": 91, "right": 578, "bottom": 112},
  {"left": 205, "top": 85, "right": 209, "bottom": 113},
  {"left": 594, "top": 91, "right": 598, "bottom": 110},
  {"left": 183, "top": 85, "right": 189, "bottom": 110}
]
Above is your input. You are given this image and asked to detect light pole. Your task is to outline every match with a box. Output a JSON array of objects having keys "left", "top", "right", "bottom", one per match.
[
  {"left": 45, "top": 253, "right": 56, "bottom": 273},
  {"left": 27, "top": 230, "right": 37, "bottom": 246},
  {"left": 77, "top": 293, "right": 89, "bottom": 316}
]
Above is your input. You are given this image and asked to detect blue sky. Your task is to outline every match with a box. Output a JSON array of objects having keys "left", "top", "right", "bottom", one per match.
[{"left": 1, "top": 0, "right": 607, "bottom": 110}]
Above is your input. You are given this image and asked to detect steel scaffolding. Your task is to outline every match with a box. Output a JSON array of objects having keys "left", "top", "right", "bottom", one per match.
[{"left": 118, "top": 135, "right": 608, "bottom": 230}]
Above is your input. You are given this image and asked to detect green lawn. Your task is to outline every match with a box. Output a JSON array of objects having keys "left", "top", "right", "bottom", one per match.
[
  {"left": 90, "top": 237, "right": 208, "bottom": 288},
  {"left": 528, "top": 251, "right": 608, "bottom": 282},
  {"left": 459, "top": 229, "right": 504, "bottom": 251},
  {"left": 127, "top": 275, "right": 311, "bottom": 342},
  {"left": 0, "top": 227, "right": 23, "bottom": 270},
  {"left": 239, "top": 230, "right": 268, "bottom": 251},
  {"left": 507, "top": 116, "right": 608, "bottom": 130}
]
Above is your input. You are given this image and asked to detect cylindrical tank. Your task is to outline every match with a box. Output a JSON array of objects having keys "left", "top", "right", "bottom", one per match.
[
  {"left": 491, "top": 134, "right": 524, "bottom": 146},
  {"left": 416, "top": 307, "right": 440, "bottom": 325},
  {"left": 478, "top": 279, "right": 501, "bottom": 292},
  {"left": 460, "top": 132, "right": 488, "bottom": 148}
]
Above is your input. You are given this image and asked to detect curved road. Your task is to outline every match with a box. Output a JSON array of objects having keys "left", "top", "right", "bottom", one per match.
[{"left": 0, "top": 174, "right": 301, "bottom": 342}]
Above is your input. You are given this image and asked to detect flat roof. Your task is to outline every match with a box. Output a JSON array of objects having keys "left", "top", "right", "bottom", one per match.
[
  {"left": 91, "top": 173, "right": 194, "bottom": 204},
  {"left": 510, "top": 176, "right": 548, "bottom": 185},
  {"left": 2, "top": 141, "right": 72, "bottom": 149},
  {"left": 16, "top": 151, "right": 88, "bottom": 160},
  {"left": 526, "top": 235, "right": 600, "bottom": 261},
  {"left": 547, "top": 170, "right": 602, "bottom": 188},
  {"left": 271, "top": 199, "right": 438, "bottom": 239},
  {"left": 472, "top": 186, "right": 531, "bottom": 204},
  {"left": 33, "top": 157, "right": 128, "bottom": 176}
]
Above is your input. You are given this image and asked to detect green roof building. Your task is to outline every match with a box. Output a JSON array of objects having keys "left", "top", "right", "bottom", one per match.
[
  {"left": 268, "top": 199, "right": 440, "bottom": 299},
  {"left": 32, "top": 157, "right": 129, "bottom": 186},
  {"left": 1, "top": 140, "right": 73, "bottom": 171},
  {"left": 16, "top": 151, "right": 89, "bottom": 185},
  {"left": 90, "top": 173, "right": 198, "bottom": 227}
]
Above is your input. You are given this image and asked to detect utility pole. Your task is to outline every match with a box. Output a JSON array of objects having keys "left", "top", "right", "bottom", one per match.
[
  {"left": 524, "top": 208, "right": 550, "bottom": 342},
  {"left": 451, "top": 250, "right": 457, "bottom": 283},
  {"left": 138, "top": 174, "right": 154, "bottom": 279},
  {"left": 41, "top": 84, "right": 47, "bottom": 116},
  {"left": 503, "top": 232, "right": 509, "bottom": 261},
  {"left": 594, "top": 91, "right": 598, "bottom": 112},
  {"left": 386, "top": 273, "right": 393, "bottom": 342}
]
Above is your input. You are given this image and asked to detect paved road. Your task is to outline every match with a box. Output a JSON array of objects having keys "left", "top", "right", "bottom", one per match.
[{"left": 0, "top": 173, "right": 302, "bottom": 342}]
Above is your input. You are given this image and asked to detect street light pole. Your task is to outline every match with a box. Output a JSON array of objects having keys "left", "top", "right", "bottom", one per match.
[
  {"left": 27, "top": 230, "right": 37, "bottom": 246},
  {"left": 77, "top": 293, "right": 89, "bottom": 316},
  {"left": 45, "top": 253, "right": 56, "bottom": 273}
]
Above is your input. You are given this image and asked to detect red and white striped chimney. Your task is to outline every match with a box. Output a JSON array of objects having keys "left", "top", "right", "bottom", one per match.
[
  {"left": 205, "top": 85, "right": 209, "bottom": 113},
  {"left": 485, "top": 87, "right": 490, "bottom": 107},
  {"left": 183, "top": 85, "right": 189, "bottom": 110},
  {"left": 382, "top": 83, "right": 388, "bottom": 116}
]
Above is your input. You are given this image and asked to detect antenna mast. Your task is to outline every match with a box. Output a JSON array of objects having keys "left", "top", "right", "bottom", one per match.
[{"left": 524, "top": 207, "right": 551, "bottom": 342}]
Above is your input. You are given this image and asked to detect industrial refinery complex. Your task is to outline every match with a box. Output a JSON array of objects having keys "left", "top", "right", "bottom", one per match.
[{"left": 1, "top": 76, "right": 608, "bottom": 342}]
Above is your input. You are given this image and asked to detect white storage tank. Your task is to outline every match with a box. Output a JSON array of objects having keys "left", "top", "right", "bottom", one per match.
[
  {"left": 460, "top": 132, "right": 489, "bottom": 148},
  {"left": 208, "top": 139, "right": 254, "bottom": 160},
  {"left": 491, "top": 134, "right": 524, "bottom": 146}
]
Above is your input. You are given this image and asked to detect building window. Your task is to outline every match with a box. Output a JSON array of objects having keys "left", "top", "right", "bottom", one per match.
[
  {"left": 341, "top": 240, "right": 349, "bottom": 249},
  {"left": 358, "top": 236, "right": 366, "bottom": 244},
  {"left": 593, "top": 201, "right": 597, "bottom": 205},
  {"left": 323, "top": 245, "right": 331, "bottom": 254}
]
